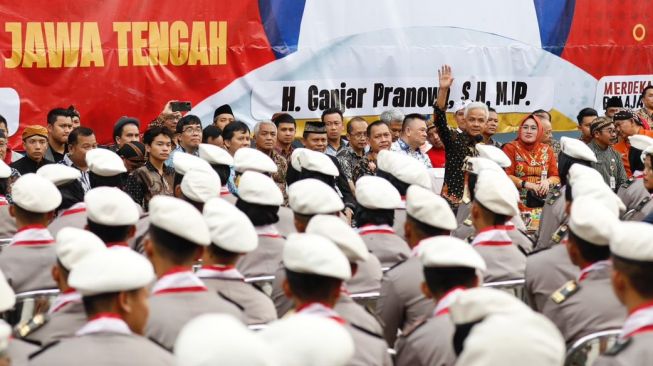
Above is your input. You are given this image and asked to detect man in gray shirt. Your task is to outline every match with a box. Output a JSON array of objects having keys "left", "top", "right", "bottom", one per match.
[{"left": 587, "top": 117, "right": 627, "bottom": 192}]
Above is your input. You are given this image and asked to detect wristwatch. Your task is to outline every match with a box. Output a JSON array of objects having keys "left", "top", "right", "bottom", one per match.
[{"left": 521, "top": 181, "right": 527, "bottom": 189}]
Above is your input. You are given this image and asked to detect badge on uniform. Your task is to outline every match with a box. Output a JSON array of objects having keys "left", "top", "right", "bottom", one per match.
[
  {"left": 551, "top": 280, "right": 579, "bottom": 304},
  {"left": 621, "top": 176, "right": 636, "bottom": 189},
  {"left": 551, "top": 224, "right": 568, "bottom": 244},
  {"left": 547, "top": 186, "right": 561, "bottom": 205},
  {"left": 463, "top": 214, "right": 472, "bottom": 227},
  {"left": 14, "top": 313, "right": 48, "bottom": 337}
]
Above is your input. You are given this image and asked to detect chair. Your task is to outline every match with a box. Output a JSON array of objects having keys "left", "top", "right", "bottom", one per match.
[
  {"left": 245, "top": 275, "right": 276, "bottom": 297},
  {"left": 350, "top": 291, "right": 380, "bottom": 311},
  {"left": 483, "top": 279, "right": 526, "bottom": 302},
  {"left": 1, "top": 289, "right": 60, "bottom": 327},
  {"left": 565, "top": 329, "right": 621, "bottom": 366}
]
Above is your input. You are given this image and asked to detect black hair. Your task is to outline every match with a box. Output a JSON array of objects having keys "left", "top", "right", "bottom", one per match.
[
  {"left": 173, "top": 173, "right": 184, "bottom": 190},
  {"left": 67, "top": 126, "right": 94, "bottom": 146},
  {"left": 346, "top": 117, "right": 367, "bottom": 134},
  {"left": 298, "top": 169, "right": 336, "bottom": 187},
  {"left": 630, "top": 147, "right": 645, "bottom": 173},
  {"left": 302, "top": 129, "right": 327, "bottom": 139},
  {"left": 11, "top": 205, "right": 49, "bottom": 224},
  {"left": 0, "top": 114, "right": 6, "bottom": 129},
  {"left": 612, "top": 255, "right": 653, "bottom": 298},
  {"left": 143, "top": 126, "right": 174, "bottom": 146},
  {"left": 0, "top": 178, "right": 7, "bottom": 196},
  {"left": 468, "top": 173, "right": 478, "bottom": 201},
  {"left": 402, "top": 113, "right": 427, "bottom": 132},
  {"left": 286, "top": 269, "right": 342, "bottom": 302},
  {"left": 376, "top": 169, "right": 410, "bottom": 195},
  {"left": 87, "top": 219, "right": 131, "bottom": 243},
  {"left": 272, "top": 113, "right": 296, "bottom": 127},
  {"left": 210, "top": 164, "right": 231, "bottom": 186},
  {"left": 406, "top": 214, "right": 449, "bottom": 237},
  {"left": 67, "top": 105, "right": 80, "bottom": 118},
  {"left": 423, "top": 266, "right": 477, "bottom": 297},
  {"left": 149, "top": 224, "right": 201, "bottom": 264},
  {"left": 354, "top": 206, "right": 394, "bottom": 227},
  {"left": 488, "top": 107, "right": 497, "bottom": 113},
  {"left": 89, "top": 171, "right": 125, "bottom": 189},
  {"left": 367, "top": 120, "right": 389, "bottom": 136},
  {"left": 576, "top": 108, "right": 598, "bottom": 124},
  {"left": 235, "top": 199, "right": 279, "bottom": 225},
  {"left": 176, "top": 114, "right": 202, "bottom": 134},
  {"left": 321, "top": 108, "right": 343, "bottom": 122},
  {"left": 558, "top": 154, "right": 592, "bottom": 186},
  {"left": 642, "top": 85, "right": 653, "bottom": 100},
  {"left": 475, "top": 202, "right": 509, "bottom": 226},
  {"left": 202, "top": 125, "right": 222, "bottom": 143},
  {"left": 113, "top": 118, "right": 140, "bottom": 140},
  {"left": 453, "top": 320, "right": 483, "bottom": 356},
  {"left": 568, "top": 230, "right": 611, "bottom": 262},
  {"left": 222, "top": 121, "right": 250, "bottom": 141},
  {"left": 532, "top": 109, "right": 551, "bottom": 120},
  {"left": 82, "top": 292, "right": 120, "bottom": 315},
  {"left": 47, "top": 108, "right": 73, "bottom": 125},
  {"left": 207, "top": 244, "right": 240, "bottom": 262}
]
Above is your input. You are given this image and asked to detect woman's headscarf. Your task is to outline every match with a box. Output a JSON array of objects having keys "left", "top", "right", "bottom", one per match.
[{"left": 514, "top": 114, "right": 544, "bottom": 151}]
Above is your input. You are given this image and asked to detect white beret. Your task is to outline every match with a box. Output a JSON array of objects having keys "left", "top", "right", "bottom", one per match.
[
  {"left": 12, "top": 173, "right": 62, "bottom": 213},
  {"left": 260, "top": 314, "right": 354, "bottom": 366},
  {"left": 568, "top": 195, "right": 617, "bottom": 246},
  {"left": 610, "top": 221, "right": 653, "bottom": 262},
  {"left": 406, "top": 185, "right": 457, "bottom": 230},
  {"left": 0, "top": 161, "right": 10, "bottom": 179},
  {"left": 568, "top": 164, "right": 603, "bottom": 187},
  {"left": 560, "top": 137, "right": 597, "bottom": 163},
  {"left": 234, "top": 148, "right": 277, "bottom": 173},
  {"left": 173, "top": 151, "right": 212, "bottom": 175},
  {"left": 36, "top": 164, "right": 81, "bottom": 186},
  {"left": 199, "top": 143, "right": 234, "bottom": 166},
  {"left": 238, "top": 171, "right": 283, "bottom": 206},
  {"left": 292, "top": 149, "right": 339, "bottom": 177},
  {"left": 176, "top": 314, "right": 278, "bottom": 366},
  {"left": 474, "top": 169, "right": 519, "bottom": 217},
  {"left": 85, "top": 187, "right": 140, "bottom": 226},
  {"left": 149, "top": 196, "right": 211, "bottom": 246},
  {"left": 55, "top": 228, "right": 107, "bottom": 270},
  {"left": 571, "top": 178, "right": 625, "bottom": 215},
  {"left": 69, "top": 248, "right": 155, "bottom": 296},
  {"left": 306, "top": 214, "right": 368, "bottom": 262},
  {"left": 0, "top": 320, "right": 9, "bottom": 354},
  {"left": 476, "top": 144, "right": 511, "bottom": 168},
  {"left": 355, "top": 175, "right": 401, "bottom": 210},
  {"left": 85, "top": 148, "right": 126, "bottom": 176},
  {"left": 449, "top": 287, "right": 531, "bottom": 325},
  {"left": 203, "top": 197, "right": 258, "bottom": 253},
  {"left": 181, "top": 169, "right": 221, "bottom": 203},
  {"left": 457, "top": 312, "right": 565, "bottom": 366},
  {"left": 288, "top": 179, "right": 344, "bottom": 215},
  {"left": 419, "top": 236, "right": 486, "bottom": 270},
  {"left": 283, "top": 233, "right": 351, "bottom": 280},
  {"left": 629, "top": 134, "right": 653, "bottom": 151},
  {"left": 376, "top": 150, "right": 431, "bottom": 188},
  {"left": 643, "top": 144, "right": 653, "bottom": 163},
  {"left": 463, "top": 157, "right": 504, "bottom": 175},
  {"left": 0, "top": 269, "right": 15, "bottom": 312}
]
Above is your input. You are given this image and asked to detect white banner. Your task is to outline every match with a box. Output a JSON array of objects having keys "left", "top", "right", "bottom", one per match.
[
  {"left": 594, "top": 75, "right": 653, "bottom": 112},
  {"left": 250, "top": 77, "right": 554, "bottom": 119}
]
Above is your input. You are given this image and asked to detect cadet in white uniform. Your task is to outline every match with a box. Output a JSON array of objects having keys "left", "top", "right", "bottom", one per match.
[
  {"left": 0, "top": 174, "right": 60, "bottom": 292},
  {"left": 197, "top": 143, "right": 237, "bottom": 204},
  {"left": 198, "top": 198, "right": 277, "bottom": 325},
  {"left": 84, "top": 187, "right": 140, "bottom": 249},
  {"left": 593, "top": 222, "right": 653, "bottom": 366},
  {"left": 143, "top": 196, "right": 244, "bottom": 350},
  {"left": 377, "top": 184, "right": 457, "bottom": 346},
  {"left": 395, "top": 236, "right": 486, "bottom": 366},
  {"left": 21, "top": 228, "right": 106, "bottom": 345},
  {"left": 29, "top": 246, "right": 175, "bottom": 365},
  {"left": 541, "top": 196, "right": 626, "bottom": 345}
]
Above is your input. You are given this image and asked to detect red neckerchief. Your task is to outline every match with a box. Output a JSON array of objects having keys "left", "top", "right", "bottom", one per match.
[
  {"left": 76, "top": 312, "right": 131, "bottom": 336},
  {"left": 49, "top": 289, "right": 82, "bottom": 314},
  {"left": 434, "top": 287, "right": 466, "bottom": 317},
  {"left": 220, "top": 186, "right": 230, "bottom": 196},
  {"left": 11, "top": 224, "right": 55, "bottom": 246},
  {"left": 196, "top": 264, "right": 244, "bottom": 281},
  {"left": 471, "top": 225, "right": 513, "bottom": 247},
  {"left": 621, "top": 301, "right": 653, "bottom": 339},
  {"left": 577, "top": 260, "right": 610, "bottom": 283},
  {"left": 0, "top": 195, "right": 8, "bottom": 207},
  {"left": 296, "top": 302, "right": 346, "bottom": 325},
  {"left": 255, "top": 225, "right": 282, "bottom": 238},
  {"left": 151, "top": 267, "right": 207, "bottom": 295},
  {"left": 106, "top": 241, "right": 130, "bottom": 248},
  {"left": 60, "top": 202, "right": 86, "bottom": 217},
  {"left": 357, "top": 224, "right": 395, "bottom": 236}
]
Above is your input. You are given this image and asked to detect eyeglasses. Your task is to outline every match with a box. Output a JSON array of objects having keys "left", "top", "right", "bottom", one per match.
[
  {"left": 350, "top": 132, "right": 367, "bottom": 139},
  {"left": 182, "top": 127, "right": 202, "bottom": 134}
]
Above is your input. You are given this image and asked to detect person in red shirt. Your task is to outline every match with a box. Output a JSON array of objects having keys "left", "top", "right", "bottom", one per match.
[{"left": 426, "top": 120, "right": 446, "bottom": 168}]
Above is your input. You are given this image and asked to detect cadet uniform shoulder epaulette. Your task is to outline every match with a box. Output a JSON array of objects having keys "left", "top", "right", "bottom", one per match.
[
  {"left": 463, "top": 214, "right": 472, "bottom": 227},
  {"left": 550, "top": 280, "right": 579, "bottom": 304},
  {"left": 350, "top": 322, "right": 385, "bottom": 339},
  {"left": 547, "top": 185, "right": 562, "bottom": 205},
  {"left": 218, "top": 291, "right": 245, "bottom": 311},
  {"left": 399, "top": 316, "right": 427, "bottom": 338},
  {"left": 27, "top": 340, "right": 60, "bottom": 360},
  {"left": 621, "top": 176, "right": 637, "bottom": 189},
  {"left": 603, "top": 337, "right": 632, "bottom": 356},
  {"left": 623, "top": 196, "right": 652, "bottom": 220},
  {"left": 551, "top": 223, "right": 569, "bottom": 244},
  {"left": 15, "top": 313, "right": 48, "bottom": 338}
]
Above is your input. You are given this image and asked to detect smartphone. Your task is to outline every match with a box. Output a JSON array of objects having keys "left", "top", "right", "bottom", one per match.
[{"left": 170, "top": 101, "right": 192, "bottom": 112}]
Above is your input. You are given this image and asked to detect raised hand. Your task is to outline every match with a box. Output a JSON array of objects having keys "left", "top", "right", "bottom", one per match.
[{"left": 438, "top": 65, "right": 454, "bottom": 89}]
